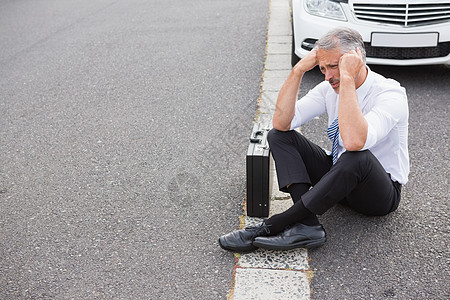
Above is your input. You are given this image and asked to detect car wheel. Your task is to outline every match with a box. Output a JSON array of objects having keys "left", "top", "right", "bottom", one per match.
[{"left": 291, "top": 27, "right": 300, "bottom": 67}]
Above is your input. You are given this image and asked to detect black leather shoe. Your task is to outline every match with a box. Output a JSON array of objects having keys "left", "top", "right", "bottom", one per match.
[
  {"left": 218, "top": 222, "right": 271, "bottom": 253},
  {"left": 253, "top": 223, "right": 326, "bottom": 250}
]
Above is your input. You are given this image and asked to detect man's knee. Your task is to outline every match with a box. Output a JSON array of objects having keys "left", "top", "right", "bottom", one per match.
[
  {"left": 267, "top": 128, "right": 284, "bottom": 144},
  {"left": 267, "top": 128, "right": 296, "bottom": 145},
  {"left": 338, "top": 150, "right": 374, "bottom": 170}
]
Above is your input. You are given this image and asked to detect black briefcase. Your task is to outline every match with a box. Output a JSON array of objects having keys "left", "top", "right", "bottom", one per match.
[{"left": 246, "top": 123, "right": 273, "bottom": 217}]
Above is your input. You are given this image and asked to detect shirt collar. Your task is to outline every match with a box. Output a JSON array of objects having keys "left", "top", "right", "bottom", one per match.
[{"left": 356, "top": 66, "right": 374, "bottom": 104}]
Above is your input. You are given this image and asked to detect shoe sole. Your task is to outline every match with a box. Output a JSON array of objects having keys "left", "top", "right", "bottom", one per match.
[
  {"left": 253, "top": 237, "right": 326, "bottom": 251},
  {"left": 218, "top": 238, "right": 256, "bottom": 253}
]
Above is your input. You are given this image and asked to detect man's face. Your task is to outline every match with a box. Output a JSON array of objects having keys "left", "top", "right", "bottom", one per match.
[{"left": 316, "top": 48, "right": 343, "bottom": 93}]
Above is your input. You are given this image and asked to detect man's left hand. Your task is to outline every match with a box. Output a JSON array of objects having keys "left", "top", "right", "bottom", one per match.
[{"left": 339, "top": 48, "right": 364, "bottom": 82}]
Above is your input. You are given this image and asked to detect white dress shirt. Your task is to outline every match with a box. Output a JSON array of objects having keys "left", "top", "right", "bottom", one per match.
[{"left": 289, "top": 67, "right": 409, "bottom": 185}]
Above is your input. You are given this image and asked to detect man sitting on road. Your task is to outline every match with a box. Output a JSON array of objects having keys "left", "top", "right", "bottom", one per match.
[{"left": 219, "top": 27, "right": 409, "bottom": 252}]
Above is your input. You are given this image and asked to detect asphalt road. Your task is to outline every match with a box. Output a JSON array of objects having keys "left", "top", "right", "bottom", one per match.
[
  {"left": 0, "top": 0, "right": 268, "bottom": 298},
  {"left": 299, "top": 65, "right": 450, "bottom": 299}
]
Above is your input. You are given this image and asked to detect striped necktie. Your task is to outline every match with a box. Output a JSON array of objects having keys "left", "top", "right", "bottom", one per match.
[{"left": 327, "top": 117, "right": 340, "bottom": 164}]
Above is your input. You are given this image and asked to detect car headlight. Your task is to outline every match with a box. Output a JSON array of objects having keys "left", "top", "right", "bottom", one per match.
[{"left": 304, "top": 0, "right": 347, "bottom": 21}]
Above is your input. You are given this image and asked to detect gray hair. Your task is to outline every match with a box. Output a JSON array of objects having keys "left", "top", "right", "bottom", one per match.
[{"left": 315, "top": 27, "right": 366, "bottom": 63}]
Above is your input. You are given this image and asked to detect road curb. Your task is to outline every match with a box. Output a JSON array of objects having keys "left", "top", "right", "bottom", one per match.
[{"left": 227, "top": 0, "right": 313, "bottom": 299}]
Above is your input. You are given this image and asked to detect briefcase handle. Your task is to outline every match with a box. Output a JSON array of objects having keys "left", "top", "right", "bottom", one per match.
[
  {"left": 250, "top": 130, "right": 264, "bottom": 143},
  {"left": 250, "top": 129, "right": 269, "bottom": 149}
]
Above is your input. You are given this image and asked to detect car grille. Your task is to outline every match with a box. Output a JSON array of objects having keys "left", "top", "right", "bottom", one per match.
[
  {"left": 365, "top": 42, "right": 450, "bottom": 59},
  {"left": 352, "top": 2, "right": 450, "bottom": 27}
]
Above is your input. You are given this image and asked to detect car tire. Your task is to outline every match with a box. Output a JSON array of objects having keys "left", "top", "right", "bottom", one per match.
[{"left": 291, "top": 27, "right": 300, "bottom": 67}]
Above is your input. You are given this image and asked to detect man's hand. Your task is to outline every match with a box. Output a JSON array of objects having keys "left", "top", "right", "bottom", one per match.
[
  {"left": 273, "top": 50, "right": 317, "bottom": 131},
  {"left": 294, "top": 49, "right": 318, "bottom": 74},
  {"left": 339, "top": 48, "right": 364, "bottom": 83},
  {"left": 338, "top": 47, "right": 368, "bottom": 151}
]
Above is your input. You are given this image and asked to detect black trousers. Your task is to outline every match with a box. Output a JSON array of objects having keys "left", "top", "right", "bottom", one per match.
[{"left": 268, "top": 129, "right": 401, "bottom": 216}]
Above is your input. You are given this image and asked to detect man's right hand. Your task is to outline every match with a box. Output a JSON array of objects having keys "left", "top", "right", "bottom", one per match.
[
  {"left": 273, "top": 50, "right": 317, "bottom": 131},
  {"left": 294, "top": 49, "right": 318, "bottom": 74}
]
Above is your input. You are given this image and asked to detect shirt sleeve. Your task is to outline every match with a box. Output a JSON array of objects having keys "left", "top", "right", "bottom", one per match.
[
  {"left": 362, "top": 85, "right": 408, "bottom": 149},
  {"left": 290, "top": 83, "right": 327, "bottom": 130}
]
